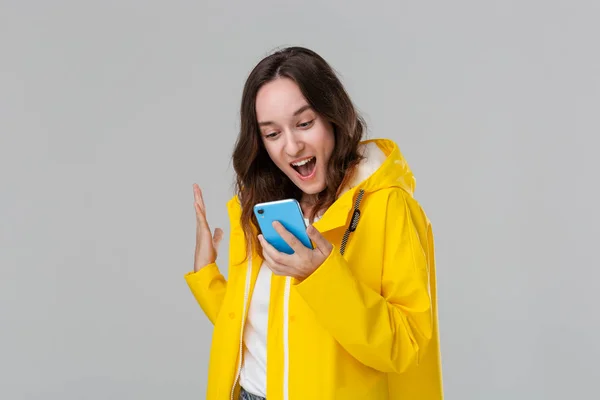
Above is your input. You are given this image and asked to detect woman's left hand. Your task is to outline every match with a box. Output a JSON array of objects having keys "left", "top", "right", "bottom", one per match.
[{"left": 258, "top": 221, "right": 333, "bottom": 281}]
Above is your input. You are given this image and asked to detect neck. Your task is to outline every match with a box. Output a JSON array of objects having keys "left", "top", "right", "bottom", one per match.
[{"left": 300, "top": 194, "right": 317, "bottom": 216}]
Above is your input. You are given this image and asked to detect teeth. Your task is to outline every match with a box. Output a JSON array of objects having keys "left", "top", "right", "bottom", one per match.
[{"left": 291, "top": 157, "right": 314, "bottom": 167}]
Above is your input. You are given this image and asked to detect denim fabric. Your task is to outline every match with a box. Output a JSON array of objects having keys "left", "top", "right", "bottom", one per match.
[{"left": 239, "top": 387, "right": 266, "bottom": 400}]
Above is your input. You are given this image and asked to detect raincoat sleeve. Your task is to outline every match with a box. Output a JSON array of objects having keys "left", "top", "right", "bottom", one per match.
[
  {"left": 294, "top": 189, "right": 433, "bottom": 374},
  {"left": 184, "top": 263, "right": 227, "bottom": 325}
]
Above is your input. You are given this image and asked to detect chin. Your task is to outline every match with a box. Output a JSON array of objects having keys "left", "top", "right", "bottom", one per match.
[{"left": 296, "top": 181, "right": 326, "bottom": 197}]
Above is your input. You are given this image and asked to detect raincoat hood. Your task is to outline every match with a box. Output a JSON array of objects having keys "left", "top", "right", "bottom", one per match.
[
  {"left": 339, "top": 138, "right": 416, "bottom": 198},
  {"left": 305, "top": 138, "right": 418, "bottom": 235}
]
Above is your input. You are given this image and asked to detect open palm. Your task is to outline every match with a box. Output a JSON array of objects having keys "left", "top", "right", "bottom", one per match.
[{"left": 193, "top": 183, "right": 224, "bottom": 272}]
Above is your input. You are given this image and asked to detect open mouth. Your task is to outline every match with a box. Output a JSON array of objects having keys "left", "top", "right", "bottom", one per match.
[{"left": 290, "top": 156, "right": 317, "bottom": 178}]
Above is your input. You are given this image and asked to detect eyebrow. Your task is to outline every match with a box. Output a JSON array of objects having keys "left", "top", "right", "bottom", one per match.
[{"left": 258, "top": 104, "right": 313, "bottom": 127}]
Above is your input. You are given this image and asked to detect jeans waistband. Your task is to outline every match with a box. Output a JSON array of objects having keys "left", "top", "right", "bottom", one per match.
[{"left": 240, "top": 387, "right": 266, "bottom": 400}]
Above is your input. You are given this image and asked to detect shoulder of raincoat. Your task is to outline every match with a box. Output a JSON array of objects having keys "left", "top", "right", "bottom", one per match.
[{"left": 184, "top": 138, "right": 444, "bottom": 399}]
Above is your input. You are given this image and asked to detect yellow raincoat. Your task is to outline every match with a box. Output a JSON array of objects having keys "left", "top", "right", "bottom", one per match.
[{"left": 185, "top": 139, "right": 443, "bottom": 399}]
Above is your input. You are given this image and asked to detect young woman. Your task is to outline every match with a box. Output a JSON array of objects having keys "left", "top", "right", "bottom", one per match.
[{"left": 186, "top": 47, "right": 443, "bottom": 400}]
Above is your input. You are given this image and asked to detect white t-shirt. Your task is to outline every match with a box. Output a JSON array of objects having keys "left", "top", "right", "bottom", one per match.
[
  {"left": 239, "top": 260, "right": 272, "bottom": 397},
  {"left": 240, "top": 217, "right": 316, "bottom": 397}
]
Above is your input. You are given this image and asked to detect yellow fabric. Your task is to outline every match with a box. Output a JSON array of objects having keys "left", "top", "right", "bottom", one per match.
[{"left": 185, "top": 138, "right": 443, "bottom": 399}]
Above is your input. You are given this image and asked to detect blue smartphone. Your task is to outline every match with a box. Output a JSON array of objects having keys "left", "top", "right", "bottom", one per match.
[{"left": 253, "top": 199, "right": 314, "bottom": 254}]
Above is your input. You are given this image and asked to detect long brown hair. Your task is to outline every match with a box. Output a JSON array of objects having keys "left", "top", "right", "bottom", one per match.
[{"left": 232, "top": 46, "right": 366, "bottom": 255}]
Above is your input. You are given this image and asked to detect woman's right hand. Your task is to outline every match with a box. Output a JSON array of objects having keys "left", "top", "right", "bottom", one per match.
[{"left": 193, "top": 183, "right": 224, "bottom": 272}]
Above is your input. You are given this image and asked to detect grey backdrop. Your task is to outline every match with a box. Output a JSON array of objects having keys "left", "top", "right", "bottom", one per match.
[{"left": 2, "top": 1, "right": 599, "bottom": 399}]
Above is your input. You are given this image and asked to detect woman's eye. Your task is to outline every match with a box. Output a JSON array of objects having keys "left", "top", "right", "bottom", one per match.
[
  {"left": 298, "top": 119, "right": 315, "bottom": 128},
  {"left": 265, "top": 132, "right": 279, "bottom": 139}
]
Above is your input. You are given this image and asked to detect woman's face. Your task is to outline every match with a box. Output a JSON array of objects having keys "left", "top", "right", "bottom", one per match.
[{"left": 255, "top": 78, "right": 335, "bottom": 202}]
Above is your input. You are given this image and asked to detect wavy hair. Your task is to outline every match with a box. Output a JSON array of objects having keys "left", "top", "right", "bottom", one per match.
[{"left": 232, "top": 47, "right": 366, "bottom": 254}]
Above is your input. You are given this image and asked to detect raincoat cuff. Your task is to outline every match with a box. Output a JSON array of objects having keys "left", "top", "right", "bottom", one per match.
[{"left": 184, "top": 262, "right": 220, "bottom": 285}]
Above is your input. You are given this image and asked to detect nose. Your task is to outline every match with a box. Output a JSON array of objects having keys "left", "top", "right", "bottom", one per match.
[{"left": 284, "top": 132, "right": 305, "bottom": 157}]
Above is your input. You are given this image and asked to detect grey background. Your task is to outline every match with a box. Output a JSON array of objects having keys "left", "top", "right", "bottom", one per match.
[{"left": 1, "top": 1, "right": 599, "bottom": 399}]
